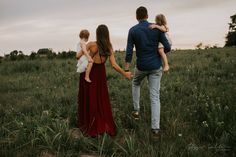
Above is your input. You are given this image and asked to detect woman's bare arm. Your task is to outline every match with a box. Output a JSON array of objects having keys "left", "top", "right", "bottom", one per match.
[{"left": 109, "top": 51, "right": 132, "bottom": 80}]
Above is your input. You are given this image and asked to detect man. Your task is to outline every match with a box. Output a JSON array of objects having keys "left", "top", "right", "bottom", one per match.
[{"left": 125, "top": 6, "right": 171, "bottom": 135}]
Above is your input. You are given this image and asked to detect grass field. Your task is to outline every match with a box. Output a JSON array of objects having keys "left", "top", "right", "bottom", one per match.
[{"left": 0, "top": 48, "right": 235, "bottom": 157}]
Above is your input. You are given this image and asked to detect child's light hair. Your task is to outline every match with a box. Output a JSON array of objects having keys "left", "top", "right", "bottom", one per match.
[
  {"left": 79, "top": 29, "right": 90, "bottom": 39},
  {"left": 155, "top": 14, "right": 167, "bottom": 26}
]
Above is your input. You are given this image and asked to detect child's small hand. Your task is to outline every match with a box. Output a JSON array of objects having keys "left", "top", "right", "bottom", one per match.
[
  {"left": 149, "top": 24, "right": 157, "bottom": 29},
  {"left": 88, "top": 57, "right": 94, "bottom": 63}
]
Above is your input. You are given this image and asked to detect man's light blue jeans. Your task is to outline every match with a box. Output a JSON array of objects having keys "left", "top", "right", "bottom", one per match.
[{"left": 132, "top": 67, "right": 162, "bottom": 130}]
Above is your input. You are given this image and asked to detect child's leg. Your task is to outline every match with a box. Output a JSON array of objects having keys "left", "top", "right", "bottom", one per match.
[
  {"left": 158, "top": 48, "right": 169, "bottom": 72},
  {"left": 84, "top": 62, "right": 93, "bottom": 83}
]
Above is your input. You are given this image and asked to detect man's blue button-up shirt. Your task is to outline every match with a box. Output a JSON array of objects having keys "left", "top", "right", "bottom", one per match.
[{"left": 125, "top": 20, "right": 171, "bottom": 71}]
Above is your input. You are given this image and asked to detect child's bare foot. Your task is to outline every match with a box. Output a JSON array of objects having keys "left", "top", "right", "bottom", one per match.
[
  {"left": 85, "top": 77, "right": 92, "bottom": 83},
  {"left": 163, "top": 65, "right": 170, "bottom": 72}
]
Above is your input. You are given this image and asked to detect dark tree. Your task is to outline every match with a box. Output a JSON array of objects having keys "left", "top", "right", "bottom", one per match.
[
  {"left": 225, "top": 14, "right": 236, "bottom": 47},
  {"left": 47, "top": 52, "right": 56, "bottom": 59},
  {"left": 0, "top": 56, "right": 3, "bottom": 63},
  {"left": 9, "top": 50, "right": 18, "bottom": 61},
  {"left": 17, "top": 51, "right": 25, "bottom": 60},
  {"left": 29, "top": 52, "right": 37, "bottom": 60},
  {"left": 195, "top": 42, "right": 203, "bottom": 49},
  {"left": 37, "top": 48, "right": 53, "bottom": 55},
  {"left": 67, "top": 51, "right": 76, "bottom": 58},
  {"left": 57, "top": 50, "right": 76, "bottom": 59}
]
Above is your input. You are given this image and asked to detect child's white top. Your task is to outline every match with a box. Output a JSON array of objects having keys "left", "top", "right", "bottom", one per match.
[
  {"left": 76, "top": 42, "right": 81, "bottom": 52},
  {"left": 76, "top": 40, "right": 88, "bottom": 73}
]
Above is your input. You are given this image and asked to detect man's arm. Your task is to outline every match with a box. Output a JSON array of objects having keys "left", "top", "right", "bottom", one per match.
[
  {"left": 159, "top": 31, "right": 171, "bottom": 53},
  {"left": 109, "top": 50, "right": 132, "bottom": 80},
  {"left": 125, "top": 29, "right": 134, "bottom": 71}
]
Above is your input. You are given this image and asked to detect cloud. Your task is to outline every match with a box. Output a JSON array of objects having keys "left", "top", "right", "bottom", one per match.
[
  {"left": 0, "top": 0, "right": 236, "bottom": 55},
  {"left": 159, "top": 0, "right": 235, "bottom": 12}
]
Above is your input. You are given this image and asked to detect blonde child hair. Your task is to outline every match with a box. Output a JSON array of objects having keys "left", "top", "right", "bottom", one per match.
[{"left": 155, "top": 14, "right": 169, "bottom": 32}]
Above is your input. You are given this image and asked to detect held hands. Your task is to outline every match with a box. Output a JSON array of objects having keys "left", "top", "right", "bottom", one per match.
[{"left": 124, "top": 71, "right": 133, "bottom": 80}]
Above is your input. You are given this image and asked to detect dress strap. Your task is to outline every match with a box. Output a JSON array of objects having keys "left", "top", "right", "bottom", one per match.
[{"left": 91, "top": 50, "right": 106, "bottom": 64}]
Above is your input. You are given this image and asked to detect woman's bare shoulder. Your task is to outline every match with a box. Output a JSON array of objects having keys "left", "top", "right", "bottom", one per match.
[
  {"left": 87, "top": 41, "right": 98, "bottom": 52},
  {"left": 87, "top": 41, "right": 98, "bottom": 57},
  {"left": 87, "top": 41, "right": 97, "bottom": 47}
]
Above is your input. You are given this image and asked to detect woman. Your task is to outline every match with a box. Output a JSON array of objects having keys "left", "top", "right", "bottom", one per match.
[{"left": 76, "top": 24, "right": 132, "bottom": 137}]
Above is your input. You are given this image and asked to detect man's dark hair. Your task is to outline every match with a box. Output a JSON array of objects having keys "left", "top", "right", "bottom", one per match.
[{"left": 136, "top": 6, "right": 148, "bottom": 20}]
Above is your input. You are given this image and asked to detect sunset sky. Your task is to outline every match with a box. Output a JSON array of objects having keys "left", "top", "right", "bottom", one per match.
[{"left": 0, "top": 0, "right": 235, "bottom": 55}]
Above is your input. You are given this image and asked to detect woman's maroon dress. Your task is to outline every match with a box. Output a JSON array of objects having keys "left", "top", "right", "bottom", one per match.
[{"left": 77, "top": 63, "right": 116, "bottom": 137}]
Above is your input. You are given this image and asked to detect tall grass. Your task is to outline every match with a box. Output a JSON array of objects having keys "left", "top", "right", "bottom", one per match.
[{"left": 0, "top": 48, "right": 235, "bottom": 156}]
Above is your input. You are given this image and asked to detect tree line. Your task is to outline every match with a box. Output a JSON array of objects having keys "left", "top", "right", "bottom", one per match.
[
  {"left": 1, "top": 48, "right": 124, "bottom": 62},
  {"left": 2, "top": 48, "right": 77, "bottom": 61}
]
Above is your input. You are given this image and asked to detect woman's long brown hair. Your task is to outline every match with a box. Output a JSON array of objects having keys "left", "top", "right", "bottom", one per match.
[{"left": 96, "top": 24, "right": 113, "bottom": 56}]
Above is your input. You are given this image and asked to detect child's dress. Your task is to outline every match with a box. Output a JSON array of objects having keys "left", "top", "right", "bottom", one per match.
[{"left": 76, "top": 41, "right": 88, "bottom": 73}]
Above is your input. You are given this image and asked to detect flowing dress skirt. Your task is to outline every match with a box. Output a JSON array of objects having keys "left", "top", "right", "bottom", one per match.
[{"left": 77, "top": 63, "right": 116, "bottom": 136}]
